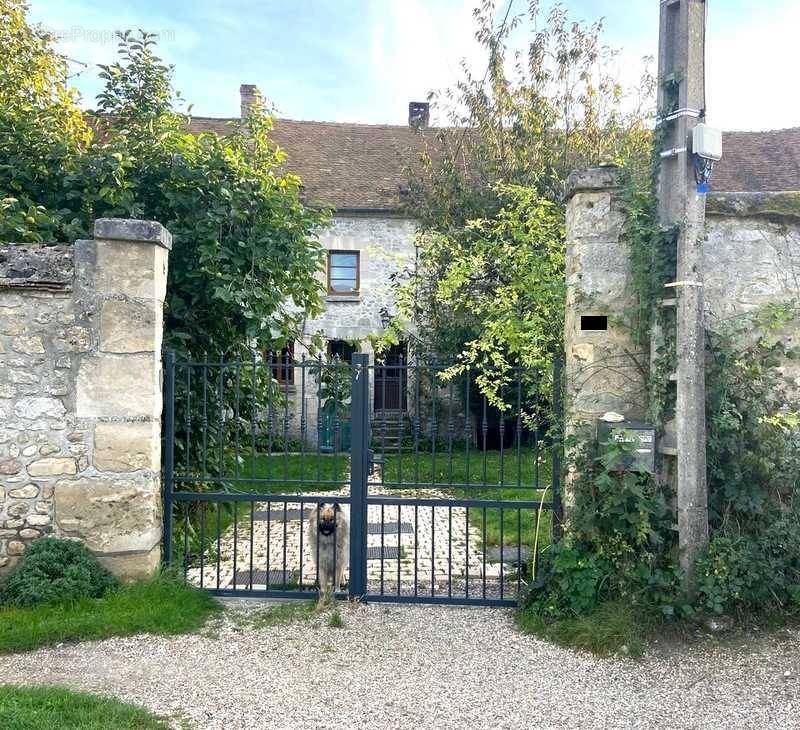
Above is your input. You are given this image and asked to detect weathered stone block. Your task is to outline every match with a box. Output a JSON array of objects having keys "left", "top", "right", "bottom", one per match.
[
  {"left": 27, "top": 457, "right": 77, "bottom": 477},
  {"left": 0, "top": 459, "right": 22, "bottom": 475},
  {"left": 18, "top": 528, "right": 41, "bottom": 539},
  {"left": 97, "top": 543, "right": 161, "bottom": 582},
  {"left": 8, "top": 484, "right": 39, "bottom": 499},
  {"left": 99, "top": 299, "right": 159, "bottom": 354},
  {"left": 25, "top": 514, "right": 51, "bottom": 526},
  {"left": 94, "top": 240, "right": 169, "bottom": 301},
  {"left": 76, "top": 354, "right": 159, "bottom": 419},
  {"left": 54, "top": 476, "right": 161, "bottom": 554},
  {"left": 54, "top": 325, "right": 92, "bottom": 353},
  {"left": 94, "top": 421, "right": 159, "bottom": 472},
  {"left": 13, "top": 396, "right": 66, "bottom": 420},
  {"left": 7, "top": 540, "right": 25, "bottom": 556},
  {"left": 11, "top": 335, "right": 45, "bottom": 354}
]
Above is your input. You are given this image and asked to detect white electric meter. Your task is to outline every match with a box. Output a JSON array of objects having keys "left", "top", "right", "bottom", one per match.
[{"left": 692, "top": 124, "right": 722, "bottom": 161}]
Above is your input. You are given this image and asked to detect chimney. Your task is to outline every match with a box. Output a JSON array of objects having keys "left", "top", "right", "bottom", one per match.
[
  {"left": 408, "top": 101, "right": 430, "bottom": 129},
  {"left": 240, "top": 83, "right": 262, "bottom": 118}
]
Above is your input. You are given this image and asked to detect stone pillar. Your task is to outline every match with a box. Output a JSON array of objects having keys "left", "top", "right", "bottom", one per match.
[
  {"left": 563, "top": 167, "right": 649, "bottom": 508},
  {"left": 60, "top": 219, "right": 171, "bottom": 579},
  {"left": 0, "top": 220, "right": 171, "bottom": 579}
]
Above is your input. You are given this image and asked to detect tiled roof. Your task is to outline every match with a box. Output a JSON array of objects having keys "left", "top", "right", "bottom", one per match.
[
  {"left": 187, "top": 116, "right": 430, "bottom": 211},
  {"left": 714, "top": 128, "right": 800, "bottom": 193},
  {"left": 186, "top": 116, "right": 800, "bottom": 209}
]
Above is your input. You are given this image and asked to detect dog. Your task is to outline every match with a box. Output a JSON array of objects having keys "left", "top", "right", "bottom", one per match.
[{"left": 306, "top": 502, "right": 349, "bottom": 603}]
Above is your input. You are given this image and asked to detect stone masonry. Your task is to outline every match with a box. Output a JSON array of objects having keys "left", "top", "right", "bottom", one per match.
[
  {"left": 563, "top": 166, "right": 648, "bottom": 426},
  {"left": 0, "top": 219, "right": 170, "bottom": 579},
  {"left": 564, "top": 168, "right": 800, "bottom": 476}
]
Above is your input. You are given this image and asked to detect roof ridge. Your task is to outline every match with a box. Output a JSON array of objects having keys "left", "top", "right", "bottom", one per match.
[{"left": 188, "top": 114, "right": 430, "bottom": 131}]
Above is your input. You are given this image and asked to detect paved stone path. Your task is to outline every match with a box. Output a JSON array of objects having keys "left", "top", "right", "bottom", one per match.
[{"left": 185, "top": 486, "right": 520, "bottom": 598}]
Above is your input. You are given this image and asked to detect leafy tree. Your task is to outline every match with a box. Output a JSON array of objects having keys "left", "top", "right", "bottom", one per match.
[
  {"left": 391, "top": 0, "right": 654, "bottom": 401},
  {"left": 0, "top": 4, "right": 328, "bottom": 358},
  {"left": 0, "top": 0, "right": 91, "bottom": 241}
]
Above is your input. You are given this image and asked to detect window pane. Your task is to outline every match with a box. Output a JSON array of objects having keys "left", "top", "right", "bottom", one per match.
[
  {"left": 331, "top": 253, "right": 358, "bottom": 267},
  {"left": 330, "top": 279, "right": 356, "bottom": 292}
]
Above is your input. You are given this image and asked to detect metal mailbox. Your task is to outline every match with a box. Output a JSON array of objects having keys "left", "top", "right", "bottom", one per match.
[{"left": 597, "top": 419, "right": 656, "bottom": 473}]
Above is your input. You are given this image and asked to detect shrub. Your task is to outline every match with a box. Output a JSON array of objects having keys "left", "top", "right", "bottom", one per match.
[
  {"left": 0, "top": 538, "right": 118, "bottom": 607},
  {"left": 521, "top": 435, "right": 684, "bottom": 622},
  {"left": 696, "top": 502, "right": 800, "bottom": 616}
]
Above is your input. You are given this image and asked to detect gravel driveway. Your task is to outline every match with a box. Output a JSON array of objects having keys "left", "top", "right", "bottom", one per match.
[{"left": 1, "top": 602, "right": 798, "bottom": 729}]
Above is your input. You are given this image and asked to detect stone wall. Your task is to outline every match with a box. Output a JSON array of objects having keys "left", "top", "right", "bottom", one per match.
[
  {"left": 705, "top": 192, "right": 800, "bottom": 389},
  {"left": 285, "top": 213, "right": 418, "bottom": 441},
  {"left": 564, "top": 171, "right": 800, "bottom": 432},
  {"left": 0, "top": 219, "right": 170, "bottom": 579}
]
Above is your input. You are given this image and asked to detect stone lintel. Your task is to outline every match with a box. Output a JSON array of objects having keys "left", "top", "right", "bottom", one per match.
[
  {"left": 94, "top": 218, "right": 173, "bottom": 250},
  {"left": 564, "top": 166, "right": 623, "bottom": 202}
]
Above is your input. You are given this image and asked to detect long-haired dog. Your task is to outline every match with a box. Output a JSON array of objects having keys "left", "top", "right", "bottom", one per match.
[{"left": 306, "top": 502, "right": 349, "bottom": 604}]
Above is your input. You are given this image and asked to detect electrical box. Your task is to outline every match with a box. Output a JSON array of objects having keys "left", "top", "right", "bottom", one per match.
[
  {"left": 692, "top": 123, "right": 723, "bottom": 161},
  {"left": 597, "top": 420, "right": 656, "bottom": 473}
]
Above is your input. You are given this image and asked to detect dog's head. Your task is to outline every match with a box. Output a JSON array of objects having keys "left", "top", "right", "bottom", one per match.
[{"left": 317, "top": 503, "right": 341, "bottom": 536}]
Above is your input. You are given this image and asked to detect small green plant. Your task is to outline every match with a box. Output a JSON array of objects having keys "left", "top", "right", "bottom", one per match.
[
  {"left": 327, "top": 608, "right": 345, "bottom": 629},
  {"left": 240, "top": 601, "right": 316, "bottom": 629},
  {"left": 0, "top": 538, "right": 118, "bottom": 608},
  {"left": 516, "top": 600, "right": 652, "bottom": 657},
  {"left": 519, "top": 434, "right": 686, "bottom": 645},
  {"left": 695, "top": 503, "right": 800, "bottom": 616}
]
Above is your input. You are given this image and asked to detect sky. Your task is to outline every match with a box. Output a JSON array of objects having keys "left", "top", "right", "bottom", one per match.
[{"left": 26, "top": 0, "right": 800, "bottom": 132}]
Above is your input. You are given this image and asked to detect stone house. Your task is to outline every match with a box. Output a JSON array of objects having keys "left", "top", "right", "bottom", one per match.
[{"left": 187, "top": 86, "right": 434, "bottom": 440}]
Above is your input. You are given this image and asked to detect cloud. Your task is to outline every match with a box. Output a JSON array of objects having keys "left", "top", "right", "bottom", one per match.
[
  {"left": 707, "top": 3, "right": 800, "bottom": 131},
  {"left": 365, "top": 0, "right": 482, "bottom": 125}
]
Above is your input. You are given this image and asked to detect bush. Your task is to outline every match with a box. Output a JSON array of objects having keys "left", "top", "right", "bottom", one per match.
[
  {"left": 696, "top": 503, "right": 800, "bottom": 616},
  {"left": 0, "top": 538, "right": 118, "bottom": 607},
  {"left": 521, "top": 435, "right": 684, "bottom": 623}
]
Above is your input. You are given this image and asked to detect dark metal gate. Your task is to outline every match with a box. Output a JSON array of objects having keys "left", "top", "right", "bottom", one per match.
[{"left": 163, "top": 351, "right": 562, "bottom": 606}]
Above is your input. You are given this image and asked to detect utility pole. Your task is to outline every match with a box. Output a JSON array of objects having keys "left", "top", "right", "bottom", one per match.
[{"left": 656, "top": 0, "right": 710, "bottom": 591}]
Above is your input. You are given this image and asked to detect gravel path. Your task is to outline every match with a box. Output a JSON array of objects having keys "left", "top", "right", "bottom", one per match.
[{"left": 1, "top": 602, "right": 798, "bottom": 729}]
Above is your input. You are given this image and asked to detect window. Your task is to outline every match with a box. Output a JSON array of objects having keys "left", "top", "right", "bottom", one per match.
[
  {"left": 268, "top": 343, "right": 295, "bottom": 384},
  {"left": 327, "top": 251, "right": 360, "bottom": 294},
  {"left": 328, "top": 339, "right": 357, "bottom": 363}
]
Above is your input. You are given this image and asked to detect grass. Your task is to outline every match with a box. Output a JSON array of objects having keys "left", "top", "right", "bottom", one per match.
[
  {"left": 327, "top": 608, "right": 345, "bottom": 628},
  {"left": 225, "top": 452, "right": 349, "bottom": 494},
  {"left": 0, "top": 686, "right": 168, "bottom": 729},
  {"left": 516, "top": 601, "right": 657, "bottom": 657},
  {"left": 382, "top": 449, "right": 551, "bottom": 489},
  {"left": 0, "top": 574, "right": 220, "bottom": 655}
]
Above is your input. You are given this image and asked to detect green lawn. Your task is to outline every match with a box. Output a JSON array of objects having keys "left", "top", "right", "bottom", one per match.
[
  {"left": 0, "top": 574, "right": 219, "bottom": 655},
  {"left": 382, "top": 450, "right": 555, "bottom": 548},
  {"left": 0, "top": 686, "right": 168, "bottom": 730},
  {"left": 230, "top": 452, "right": 349, "bottom": 493},
  {"left": 382, "top": 449, "right": 551, "bottom": 489}
]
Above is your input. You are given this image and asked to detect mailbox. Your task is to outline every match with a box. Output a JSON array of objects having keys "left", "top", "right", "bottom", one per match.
[{"left": 597, "top": 419, "right": 656, "bottom": 473}]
